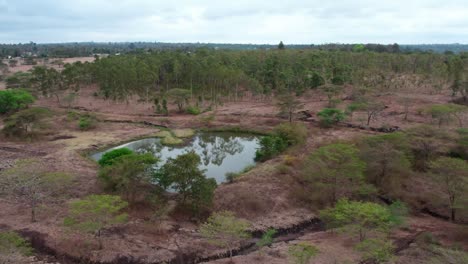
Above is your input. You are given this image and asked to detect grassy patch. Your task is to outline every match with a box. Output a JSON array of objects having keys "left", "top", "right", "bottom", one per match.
[
  {"left": 154, "top": 130, "right": 172, "bottom": 138},
  {"left": 162, "top": 135, "right": 184, "bottom": 145},
  {"left": 173, "top": 128, "right": 195, "bottom": 138},
  {"left": 200, "top": 126, "right": 269, "bottom": 136}
]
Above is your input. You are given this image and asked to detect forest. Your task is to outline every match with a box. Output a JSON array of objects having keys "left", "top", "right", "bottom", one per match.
[{"left": 1, "top": 41, "right": 468, "bottom": 58}]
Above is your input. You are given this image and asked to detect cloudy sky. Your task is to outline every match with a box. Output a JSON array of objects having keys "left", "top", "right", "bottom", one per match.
[{"left": 1, "top": 0, "right": 467, "bottom": 44}]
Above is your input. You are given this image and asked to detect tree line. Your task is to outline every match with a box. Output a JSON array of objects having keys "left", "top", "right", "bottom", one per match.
[{"left": 6, "top": 49, "right": 467, "bottom": 111}]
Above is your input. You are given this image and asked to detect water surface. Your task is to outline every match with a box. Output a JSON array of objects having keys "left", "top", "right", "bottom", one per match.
[{"left": 91, "top": 132, "right": 261, "bottom": 184}]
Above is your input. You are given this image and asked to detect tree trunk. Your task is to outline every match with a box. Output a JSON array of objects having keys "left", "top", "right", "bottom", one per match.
[{"left": 31, "top": 201, "right": 36, "bottom": 223}]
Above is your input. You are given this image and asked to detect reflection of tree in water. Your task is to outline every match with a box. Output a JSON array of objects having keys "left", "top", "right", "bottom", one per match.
[
  {"left": 195, "top": 133, "right": 246, "bottom": 166},
  {"left": 135, "top": 142, "right": 163, "bottom": 161}
]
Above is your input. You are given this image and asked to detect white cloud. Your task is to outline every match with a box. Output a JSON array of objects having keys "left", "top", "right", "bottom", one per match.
[{"left": 0, "top": 0, "right": 467, "bottom": 43}]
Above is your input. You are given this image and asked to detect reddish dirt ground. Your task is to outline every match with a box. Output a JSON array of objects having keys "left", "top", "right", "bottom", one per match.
[{"left": 0, "top": 62, "right": 467, "bottom": 263}]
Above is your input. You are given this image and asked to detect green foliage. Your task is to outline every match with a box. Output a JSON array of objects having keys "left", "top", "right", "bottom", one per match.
[
  {"left": 200, "top": 211, "right": 250, "bottom": 259},
  {"left": 426, "top": 104, "right": 467, "bottom": 127},
  {"left": 0, "top": 231, "right": 33, "bottom": 256},
  {"left": 2, "top": 107, "right": 50, "bottom": 138},
  {"left": 162, "top": 98, "right": 168, "bottom": 115},
  {"left": 453, "top": 128, "right": 468, "bottom": 159},
  {"left": 317, "top": 108, "right": 345, "bottom": 127},
  {"left": 355, "top": 238, "right": 394, "bottom": 263},
  {"left": 0, "top": 159, "right": 73, "bottom": 222},
  {"left": 64, "top": 195, "right": 128, "bottom": 236},
  {"left": 156, "top": 152, "right": 216, "bottom": 213},
  {"left": 255, "top": 135, "right": 288, "bottom": 162},
  {"left": 0, "top": 89, "right": 35, "bottom": 114},
  {"left": 276, "top": 94, "right": 304, "bottom": 122},
  {"left": 319, "top": 199, "right": 396, "bottom": 241},
  {"left": 320, "top": 85, "right": 343, "bottom": 107},
  {"left": 98, "top": 153, "right": 158, "bottom": 203},
  {"left": 388, "top": 200, "right": 409, "bottom": 226},
  {"left": 306, "top": 143, "right": 366, "bottom": 204},
  {"left": 186, "top": 105, "right": 201, "bottom": 115},
  {"left": 78, "top": 115, "right": 97, "bottom": 131},
  {"left": 405, "top": 125, "right": 450, "bottom": 171},
  {"left": 167, "top": 88, "right": 191, "bottom": 112},
  {"left": 255, "top": 123, "right": 307, "bottom": 162},
  {"left": 98, "top": 148, "right": 134, "bottom": 167},
  {"left": 430, "top": 157, "right": 468, "bottom": 221},
  {"left": 257, "top": 228, "right": 277, "bottom": 248},
  {"left": 5, "top": 72, "right": 32, "bottom": 89},
  {"left": 273, "top": 122, "right": 308, "bottom": 146},
  {"left": 287, "top": 242, "right": 318, "bottom": 264},
  {"left": 225, "top": 164, "right": 255, "bottom": 183},
  {"left": 359, "top": 133, "right": 412, "bottom": 191}
]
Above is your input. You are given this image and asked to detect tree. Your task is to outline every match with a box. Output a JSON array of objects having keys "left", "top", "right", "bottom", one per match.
[
  {"left": 167, "top": 88, "right": 191, "bottom": 112},
  {"left": 426, "top": 104, "right": 467, "bottom": 127},
  {"left": 305, "top": 143, "right": 366, "bottom": 205},
  {"left": 200, "top": 211, "right": 251, "bottom": 261},
  {"left": 98, "top": 153, "right": 158, "bottom": 204},
  {"left": 277, "top": 93, "right": 304, "bottom": 122},
  {"left": 0, "top": 89, "right": 35, "bottom": 114},
  {"left": 64, "top": 195, "right": 128, "bottom": 249},
  {"left": 406, "top": 125, "right": 449, "bottom": 172},
  {"left": 278, "top": 41, "right": 285, "bottom": 50},
  {"left": 317, "top": 108, "right": 345, "bottom": 127},
  {"left": 320, "top": 84, "right": 343, "bottom": 107},
  {"left": 319, "top": 199, "right": 396, "bottom": 241},
  {"left": 156, "top": 152, "right": 216, "bottom": 212},
  {"left": 2, "top": 107, "right": 51, "bottom": 138},
  {"left": 362, "top": 101, "right": 386, "bottom": 126},
  {"left": 288, "top": 242, "right": 318, "bottom": 264},
  {"left": 430, "top": 157, "right": 468, "bottom": 222},
  {"left": 0, "top": 159, "right": 73, "bottom": 222},
  {"left": 359, "top": 133, "right": 411, "bottom": 191}
]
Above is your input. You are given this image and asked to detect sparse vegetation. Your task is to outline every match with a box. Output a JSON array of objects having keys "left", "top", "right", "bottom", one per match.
[
  {"left": 430, "top": 157, "right": 468, "bottom": 222},
  {"left": 200, "top": 211, "right": 251, "bottom": 261},
  {"left": 287, "top": 242, "right": 318, "bottom": 264},
  {"left": 2, "top": 107, "right": 50, "bottom": 138},
  {"left": 64, "top": 195, "right": 128, "bottom": 249},
  {"left": 317, "top": 108, "right": 346, "bottom": 127}
]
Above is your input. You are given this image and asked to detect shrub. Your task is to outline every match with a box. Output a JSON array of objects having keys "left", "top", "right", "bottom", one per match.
[
  {"left": 200, "top": 211, "right": 251, "bottom": 261},
  {"left": 225, "top": 164, "right": 255, "bottom": 183},
  {"left": 98, "top": 153, "right": 158, "bottom": 203},
  {"left": 255, "top": 135, "right": 288, "bottom": 161},
  {"left": 98, "top": 148, "right": 134, "bottom": 167},
  {"left": 255, "top": 123, "right": 308, "bottom": 162},
  {"left": 356, "top": 238, "right": 394, "bottom": 263},
  {"left": 273, "top": 122, "right": 307, "bottom": 146},
  {"left": 257, "top": 228, "right": 277, "bottom": 248},
  {"left": 319, "top": 199, "right": 398, "bottom": 241},
  {"left": 64, "top": 195, "right": 128, "bottom": 249},
  {"left": 288, "top": 242, "right": 318, "bottom": 264},
  {"left": 0, "top": 231, "right": 33, "bottom": 256},
  {"left": 2, "top": 107, "right": 50, "bottom": 138},
  {"left": 317, "top": 108, "right": 345, "bottom": 127},
  {"left": 0, "top": 89, "right": 35, "bottom": 114},
  {"left": 78, "top": 114, "right": 97, "bottom": 131},
  {"left": 186, "top": 105, "right": 201, "bottom": 115}
]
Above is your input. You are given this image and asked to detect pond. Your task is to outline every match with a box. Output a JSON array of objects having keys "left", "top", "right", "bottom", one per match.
[{"left": 91, "top": 132, "right": 261, "bottom": 184}]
